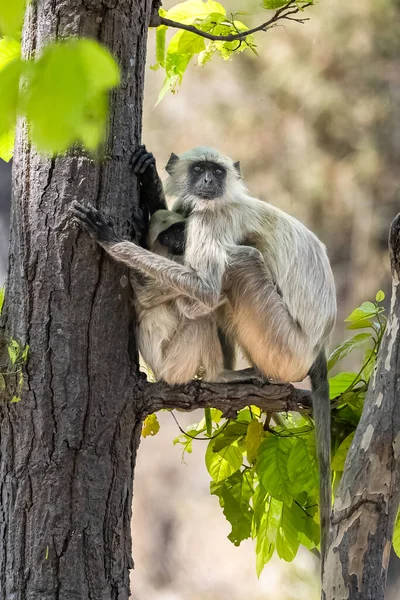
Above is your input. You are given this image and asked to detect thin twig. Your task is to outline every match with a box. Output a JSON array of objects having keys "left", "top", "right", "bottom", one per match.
[{"left": 150, "top": 0, "right": 312, "bottom": 42}]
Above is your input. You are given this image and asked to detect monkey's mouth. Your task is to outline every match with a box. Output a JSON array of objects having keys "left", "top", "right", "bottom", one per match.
[{"left": 196, "top": 189, "right": 219, "bottom": 200}]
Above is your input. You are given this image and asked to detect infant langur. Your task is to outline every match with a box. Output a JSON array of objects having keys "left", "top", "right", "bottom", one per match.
[{"left": 73, "top": 205, "right": 223, "bottom": 384}]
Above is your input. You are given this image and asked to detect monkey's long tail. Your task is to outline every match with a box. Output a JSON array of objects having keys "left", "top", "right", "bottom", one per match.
[{"left": 308, "top": 350, "right": 331, "bottom": 579}]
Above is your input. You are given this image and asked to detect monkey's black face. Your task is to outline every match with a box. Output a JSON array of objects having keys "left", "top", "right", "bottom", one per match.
[
  {"left": 158, "top": 222, "right": 186, "bottom": 255},
  {"left": 189, "top": 161, "right": 227, "bottom": 199}
]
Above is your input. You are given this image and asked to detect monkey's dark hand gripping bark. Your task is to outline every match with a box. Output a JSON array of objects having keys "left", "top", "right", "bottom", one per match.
[
  {"left": 71, "top": 202, "right": 122, "bottom": 247},
  {"left": 132, "top": 145, "right": 167, "bottom": 222}
]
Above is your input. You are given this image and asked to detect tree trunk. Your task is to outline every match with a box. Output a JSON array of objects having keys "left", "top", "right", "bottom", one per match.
[
  {"left": 323, "top": 213, "right": 400, "bottom": 600},
  {"left": 0, "top": 0, "right": 152, "bottom": 598}
]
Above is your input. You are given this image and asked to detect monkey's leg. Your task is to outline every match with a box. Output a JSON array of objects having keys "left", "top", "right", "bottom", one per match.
[
  {"left": 225, "top": 246, "right": 315, "bottom": 383},
  {"left": 72, "top": 203, "right": 223, "bottom": 310}
]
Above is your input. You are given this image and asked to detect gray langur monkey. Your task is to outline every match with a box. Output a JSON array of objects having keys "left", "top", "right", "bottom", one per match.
[{"left": 72, "top": 146, "right": 336, "bottom": 573}]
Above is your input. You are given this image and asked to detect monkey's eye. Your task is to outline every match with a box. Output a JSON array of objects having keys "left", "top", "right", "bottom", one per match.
[
  {"left": 193, "top": 165, "right": 203, "bottom": 173},
  {"left": 215, "top": 168, "right": 224, "bottom": 176}
]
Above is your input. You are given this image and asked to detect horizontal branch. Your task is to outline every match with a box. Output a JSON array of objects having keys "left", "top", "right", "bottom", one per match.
[
  {"left": 149, "top": 0, "right": 312, "bottom": 43},
  {"left": 144, "top": 378, "right": 311, "bottom": 417}
]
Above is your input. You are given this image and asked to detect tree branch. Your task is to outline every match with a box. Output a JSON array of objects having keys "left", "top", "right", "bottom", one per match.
[
  {"left": 144, "top": 378, "right": 311, "bottom": 417},
  {"left": 149, "top": 0, "right": 312, "bottom": 42}
]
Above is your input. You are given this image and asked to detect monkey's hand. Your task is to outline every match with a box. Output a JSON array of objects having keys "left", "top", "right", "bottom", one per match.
[
  {"left": 131, "top": 145, "right": 167, "bottom": 215},
  {"left": 71, "top": 202, "right": 121, "bottom": 247}
]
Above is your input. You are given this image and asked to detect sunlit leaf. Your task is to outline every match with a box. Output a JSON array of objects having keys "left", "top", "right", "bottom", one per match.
[
  {"left": 287, "top": 436, "right": 318, "bottom": 496},
  {"left": 344, "top": 301, "right": 378, "bottom": 330},
  {"left": 142, "top": 413, "right": 160, "bottom": 437},
  {"left": 206, "top": 438, "right": 242, "bottom": 482},
  {"left": 0, "top": 57, "right": 23, "bottom": 136},
  {"left": 256, "top": 434, "right": 295, "bottom": 505},
  {"left": 328, "top": 333, "right": 371, "bottom": 371},
  {"left": 245, "top": 418, "right": 264, "bottom": 465},
  {"left": 0, "top": 0, "right": 26, "bottom": 38},
  {"left": 255, "top": 494, "right": 282, "bottom": 576},
  {"left": 211, "top": 470, "right": 254, "bottom": 546},
  {"left": 0, "top": 37, "right": 21, "bottom": 69},
  {"left": 331, "top": 432, "right": 355, "bottom": 471},
  {"left": 23, "top": 39, "right": 120, "bottom": 152},
  {"left": 276, "top": 503, "right": 300, "bottom": 561},
  {"left": 0, "top": 128, "right": 15, "bottom": 162},
  {"left": 393, "top": 508, "right": 400, "bottom": 558},
  {"left": 376, "top": 290, "right": 385, "bottom": 302},
  {"left": 166, "top": 0, "right": 225, "bottom": 23},
  {"left": 329, "top": 372, "right": 358, "bottom": 399}
]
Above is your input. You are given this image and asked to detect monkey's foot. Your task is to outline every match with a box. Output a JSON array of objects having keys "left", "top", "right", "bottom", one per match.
[
  {"left": 214, "top": 368, "right": 267, "bottom": 386},
  {"left": 131, "top": 145, "right": 156, "bottom": 177},
  {"left": 71, "top": 202, "right": 121, "bottom": 246}
]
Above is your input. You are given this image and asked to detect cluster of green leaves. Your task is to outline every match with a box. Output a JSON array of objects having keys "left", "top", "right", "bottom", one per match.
[
  {"left": 171, "top": 291, "right": 387, "bottom": 574},
  {"left": 152, "top": 0, "right": 313, "bottom": 101},
  {"left": 0, "top": 1, "right": 120, "bottom": 161},
  {"left": 153, "top": 0, "right": 256, "bottom": 102}
]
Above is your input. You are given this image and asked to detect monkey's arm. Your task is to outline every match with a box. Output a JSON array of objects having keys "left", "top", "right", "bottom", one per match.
[
  {"left": 72, "top": 202, "right": 222, "bottom": 309},
  {"left": 132, "top": 146, "right": 167, "bottom": 216}
]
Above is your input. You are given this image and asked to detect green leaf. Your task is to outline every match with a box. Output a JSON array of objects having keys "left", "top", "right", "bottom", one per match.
[
  {"left": 328, "top": 333, "right": 371, "bottom": 371},
  {"left": 361, "top": 348, "right": 377, "bottom": 383},
  {"left": 0, "top": 0, "right": 26, "bottom": 38},
  {"left": 0, "top": 287, "right": 4, "bottom": 314},
  {"left": 245, "top": 418, "right": 264, "bottom": 465},
  {"left": 206, "top": 438, "right": 242, "bottom": 482},
  {"left": 376, "top": 290, "right": 385, "bottom": 302},
  {"left": 211, "top": 420, "right": 248, "bottom": 452},
  {"left": 331, "top": 432, "right": 355, "bottom": 471},
  {"left": 8, "top": 339, "right": 20, "bottom": 364},
  {"left": 0, "top": 57, "right": 23, "bottom": 136},
  {"left": 344, "top": 301, "right": 378, "bottom": 330},
  {"left": 166, "top": 0, "right": 225, "bottom": 24},
  {"left": 211, "top": 470, "right": 254, "bottom": 546},
  {"left": 155, "top": 26, "right": 166, "bottom": 68},
  {"left": 23, "top": 39, "right": 120, "bottom": 153},
  {"left": 276, "top": 503, "right": 300, "bottom": 561},
  {"left": 0, "top": 129, "right": 14, "bottom": 162},
  {"left": 255, "top": 495, "right": 282, "bottom": 576},
  {"left": 393, "top": 508, "right": 400, "bottom": 558},
  {"left": 10, "top": 395, "right": 20, "bottom": 403},
  {"left": 263, "top": 0, "right": 292, "bottom": 8},
  {"left": 204, "top": 407, "right": 212, "bottom": 436},
  {"left": 0, "top": 37, "right": 21, "bottom": 69},
  {"left": 287, "top": 436, "right": 318, "bottom": 496},
  {"left": 329, "top": 372, "right": 358, "bottom": 399},
  {"left": 210, "top": 408, "right": 223, "bottom": 423},
  {"left": 256, "top": 435, "right": 295, "bottom": 505},
  {"left": 142, "top": 413, "right": 160, "bottom": 437}
]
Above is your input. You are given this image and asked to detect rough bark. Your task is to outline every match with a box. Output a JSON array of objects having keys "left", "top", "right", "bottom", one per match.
[
  {"left": 0, "top": 1, "right": 152, "bottom": 598},
  {"left": 323, "top": 213, "right": 400, "bottom": 600}
]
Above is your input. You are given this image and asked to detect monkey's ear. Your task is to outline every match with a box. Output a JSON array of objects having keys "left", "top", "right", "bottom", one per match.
[
  {"left": 165, "top": 153, "right": 179, "bottom": 174},
  {"left": 233, "top": 161, "right": 241, "bottom": 177}
]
